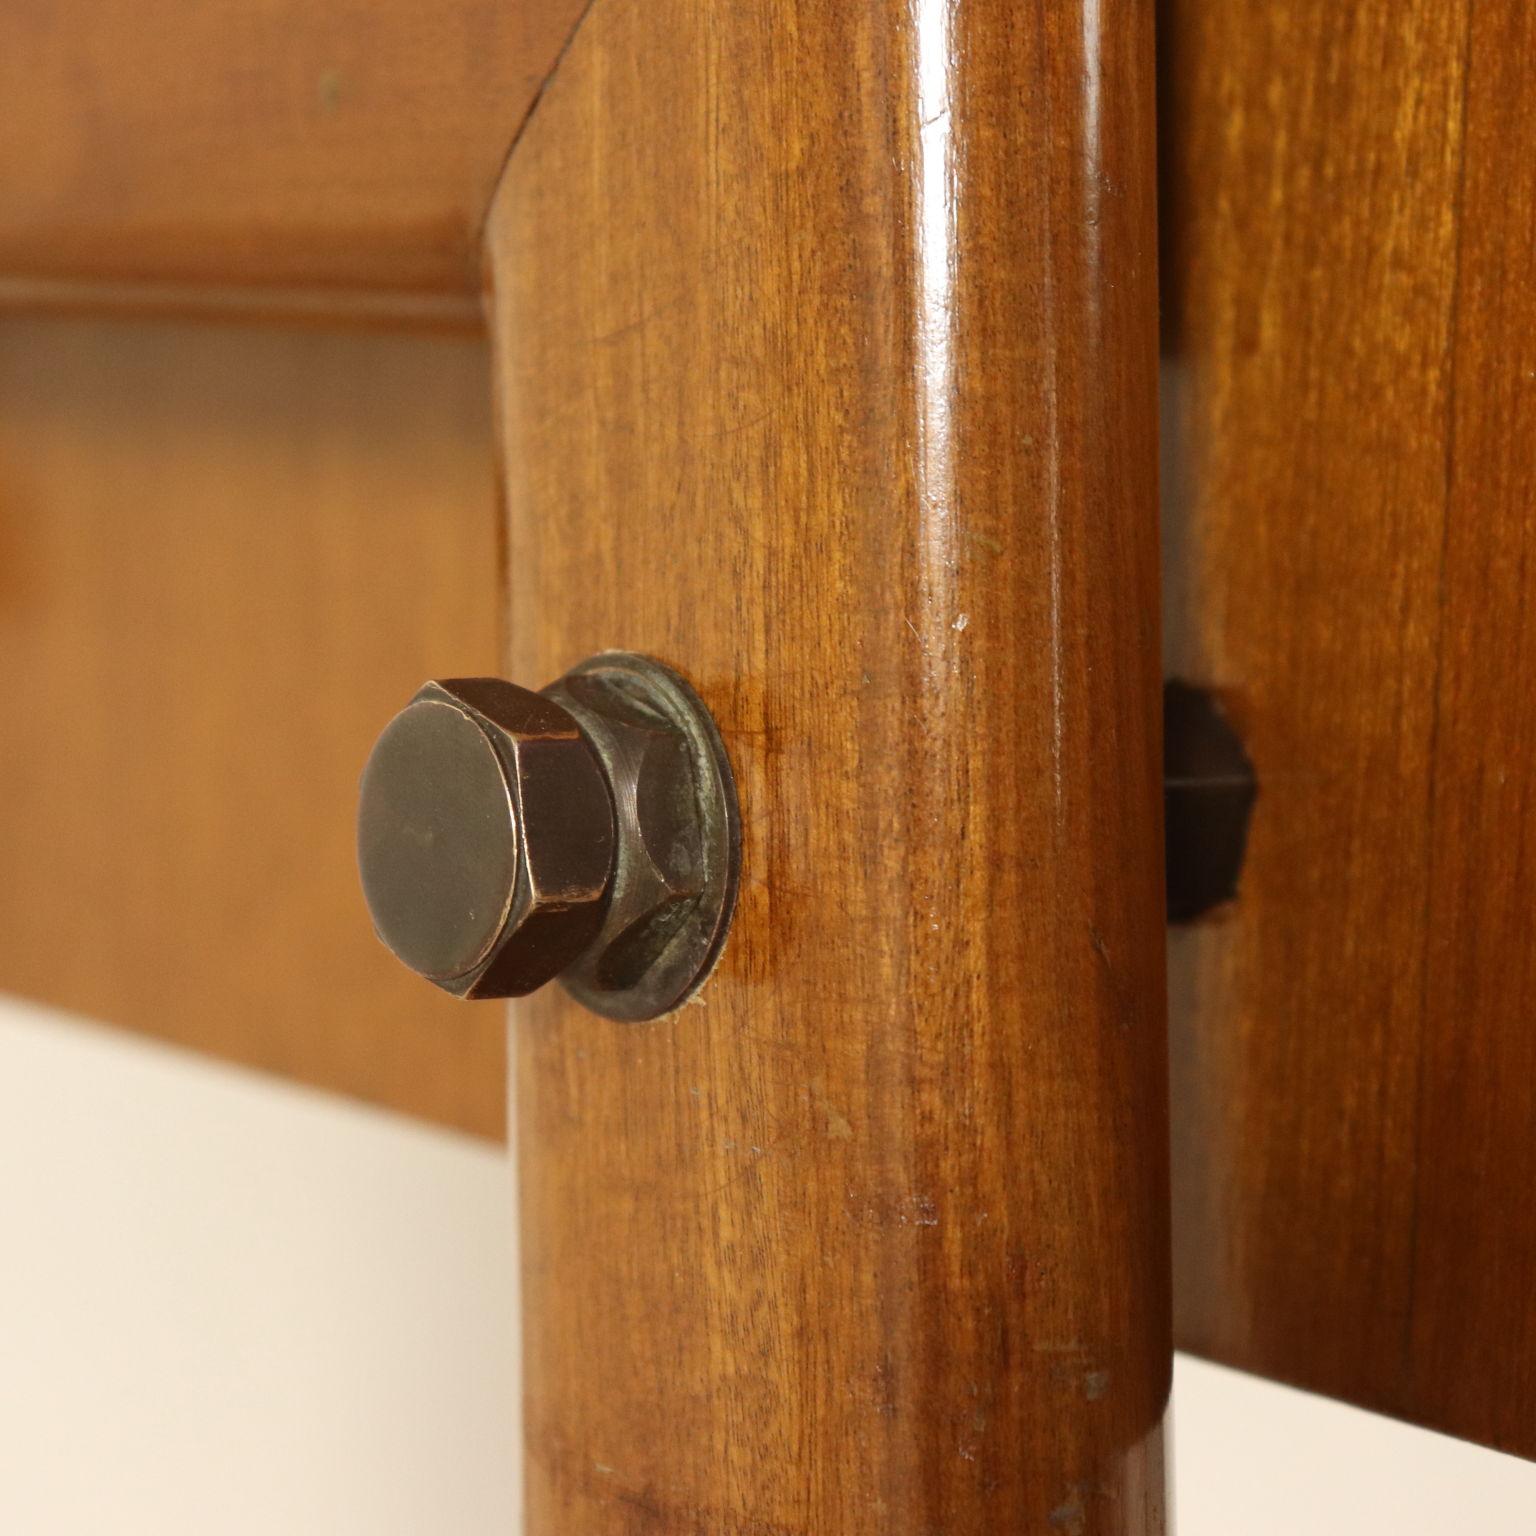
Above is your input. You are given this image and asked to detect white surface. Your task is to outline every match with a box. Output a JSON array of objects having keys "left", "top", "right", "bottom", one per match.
[
  {"left": 1173, "top": 1353, "right": 1536, "bottom": 1533},
  {"left": 1, "top": 994, "right": 1533, "bottom": 1533},
  {"left": 0, "top": 996, "right": 518, "bottom": 1536}
]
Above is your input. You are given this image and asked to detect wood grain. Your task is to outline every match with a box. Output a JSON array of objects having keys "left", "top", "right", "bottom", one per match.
[
  {"left": 0, "top": 315, "right": 505, "bottom": 1137},
  {"left": 1163, "top": 0, "right": 1536, "bottom": 1457},
  {"left": 490, "top": 0, "right": 1169, "bottom": 1528},
  {"left": 0, "top": 0, "right": 586, "bottom": 320}
]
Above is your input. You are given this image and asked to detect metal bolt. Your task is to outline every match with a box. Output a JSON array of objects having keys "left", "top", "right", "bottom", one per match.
[
  {"left": 1163, "top": 679, "right": 1257, "bottom": 924},
  {"left": 357, "top": 678, "right": 615, "bottom": 998},
  {"left": 357, "top": 655, "right": 739, "bottom": 1019}
]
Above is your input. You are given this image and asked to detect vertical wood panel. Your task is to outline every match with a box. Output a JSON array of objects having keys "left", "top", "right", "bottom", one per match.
[
  {"left": 0, "top": 316, "right": 505, "bottom": 1136},
  {"left": 491, "top": 0, "right": 1169, "bottom": 1528},
  {"left": 1164, "top": 0, "right": 1536, "bottom": 1456},
  {"left": 1409, "top": 0, "right": 1536, "bottom": 1452}
]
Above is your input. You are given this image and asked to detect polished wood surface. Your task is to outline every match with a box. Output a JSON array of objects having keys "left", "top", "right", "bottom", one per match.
[
  {"left": 491, "top": 0, "right": 1169, "bottom": 1528},
  {"left": 0, "top": 315, "right": 505, "bottom": 1137},
  {"left": 0, "top": 0, "right": 586, "bottom": 320},
  {"left": 1163, "top": 0, "right": 1536, "bottom": 1457}
]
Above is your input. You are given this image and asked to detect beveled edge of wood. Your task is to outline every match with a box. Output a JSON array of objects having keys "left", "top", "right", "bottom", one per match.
[{"left": 0, "top": 277, "right": 485, "bottom": 332}]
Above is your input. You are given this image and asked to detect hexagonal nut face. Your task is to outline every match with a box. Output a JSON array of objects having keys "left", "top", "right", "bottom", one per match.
[{"left": 357, "top": 678, "right": 616, "bottom": 999}]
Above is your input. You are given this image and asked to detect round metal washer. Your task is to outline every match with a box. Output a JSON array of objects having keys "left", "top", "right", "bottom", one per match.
[{"left": 545, "top": 652, "right": 740, "bottom": 1022}]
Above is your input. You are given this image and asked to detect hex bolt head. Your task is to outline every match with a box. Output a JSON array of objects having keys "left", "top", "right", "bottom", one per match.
[
  {"left": 358, "top": 657, "right": 739, "bottom": 1018},
  {"left": 1163, "top": 679, "right": 1257, "bottom": 924},
  {"left": 357, "top": 678, "right": 616, "bottom": 998}
]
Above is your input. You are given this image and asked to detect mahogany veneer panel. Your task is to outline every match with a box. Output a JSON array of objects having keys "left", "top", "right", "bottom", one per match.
[
  {"left": 0, "top": 315, "right": 505, "bottom": 1136},
  {"left": 1164, "top": 0, "right": 1536, "bottom": 1458}
]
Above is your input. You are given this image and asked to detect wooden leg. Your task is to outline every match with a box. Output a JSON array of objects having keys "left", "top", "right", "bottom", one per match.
[{"left": 487, "top": 1, "right": 1169, "bottom": 1528}]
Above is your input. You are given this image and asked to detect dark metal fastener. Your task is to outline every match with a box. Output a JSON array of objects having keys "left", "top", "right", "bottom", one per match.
[
  {"left": 356, "top": 653, "right": 740, "bottom": 1021},
  {"left": 1163, "top": 679, "right": 1257, "bottom": 924}
]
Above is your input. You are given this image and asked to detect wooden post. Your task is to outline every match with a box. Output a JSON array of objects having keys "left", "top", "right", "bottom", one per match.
[{"left": 487, "top": 0, "right": 1169, "bottom": 1528}]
